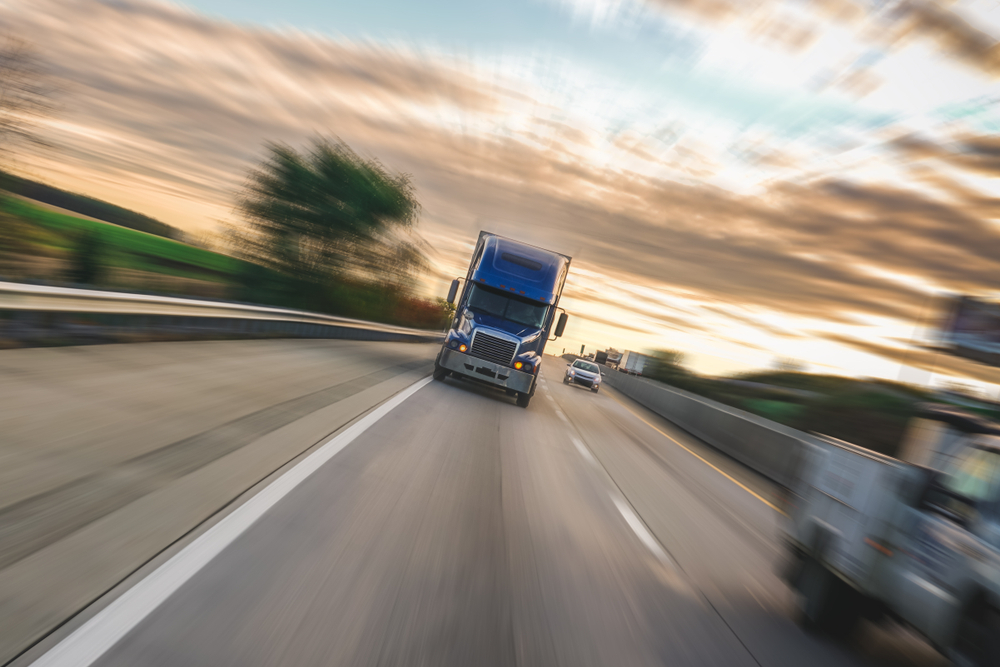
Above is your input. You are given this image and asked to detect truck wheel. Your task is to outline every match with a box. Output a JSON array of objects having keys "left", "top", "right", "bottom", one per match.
[
  {"left": 433, "top": 360, "right": 448, "bottom": 382},
  {"left": 798, "top": 556, "right": 859, "bottom": 638},
  {"left": 516, "top": 392, "right": 531, "bottom": 408},
  {"left": 954, "top": 605, "right": 1000, "bottom": 667}
]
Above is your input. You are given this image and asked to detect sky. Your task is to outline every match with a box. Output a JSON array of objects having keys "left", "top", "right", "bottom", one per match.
[{"left": 6, "top": 0, "right": 1000, "bottom": 388}]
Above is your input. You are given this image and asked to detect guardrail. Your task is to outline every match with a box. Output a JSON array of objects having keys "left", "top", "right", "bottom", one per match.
[
  {"left": 563, "top": 355, "right": 812, "bottom": 488},
  {"left": 0, "top": 281, "right": 445, "bottom": 346}
]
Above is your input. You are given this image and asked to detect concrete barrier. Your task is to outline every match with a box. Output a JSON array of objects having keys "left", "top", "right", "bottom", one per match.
[
  {"left": 565, "top": 355, "right": 813, "bottom": 488},
  {"left": 0, "top": 281, "right": 444, "bottom": 346}
]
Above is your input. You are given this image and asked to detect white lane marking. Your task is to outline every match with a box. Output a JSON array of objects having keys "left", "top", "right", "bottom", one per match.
[
  {"left": 571, "top": 436, "right": 596, "bottom": 466},
  {"left": 555, "top": 409, "right": 567, "bottom": 422},
  {"left": 612, "top": 495, "right": 674, "bottom": 569},
  {"left": 30, "top": 376, "right": 434, "bottom": 667}
]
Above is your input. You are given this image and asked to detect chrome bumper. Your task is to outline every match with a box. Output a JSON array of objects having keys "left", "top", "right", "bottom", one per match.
[{"left": 440, "top": 348, "right": 535, "bottom": 393}]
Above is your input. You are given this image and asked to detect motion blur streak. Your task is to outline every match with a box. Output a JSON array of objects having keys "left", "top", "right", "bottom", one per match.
[
  {"left": 1, "top": 343, "right": 940, "bottom": 666},
  {"left": 5, "top": 0, "right": 1000, "bottom": 381}
]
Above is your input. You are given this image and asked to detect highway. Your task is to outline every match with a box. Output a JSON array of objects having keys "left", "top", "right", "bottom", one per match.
[{"left": 7, "top": 342, "right": 944, "bottom": 666}]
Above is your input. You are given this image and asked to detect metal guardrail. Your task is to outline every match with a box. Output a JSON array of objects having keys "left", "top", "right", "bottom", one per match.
[
  {"left": 0, "top": 282, "right": 445, "bottom": 345},
  {"left": 563, "top": 354, "right": 813, "bottom": 488}
]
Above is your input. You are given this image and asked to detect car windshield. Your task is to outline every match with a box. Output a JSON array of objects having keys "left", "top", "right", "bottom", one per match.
[
  {"left": 465, "top": 283, "right": 549, "bottom": 328},
  {"left": 573, "top": 361, "right": 599, "bottom": 373}
]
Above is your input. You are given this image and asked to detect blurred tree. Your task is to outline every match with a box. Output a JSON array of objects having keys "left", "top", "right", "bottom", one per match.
[
  {"left": 233, "top": 138, "right": 425, "bottom": 287},
  {"left": 0, "top": 37, "right": 54, "bottom": 168},
  {"left": 0, "top": 37, "right": 56, "bottom": 271},
  {"left": 69, "top": 227, "right": 106, "bottom": 285},
  {"left": 774, "top": 357, "right": 806, "bottom": 373},
  {"left": 437, "top": 297, "right": 456, "bottom": 329}
]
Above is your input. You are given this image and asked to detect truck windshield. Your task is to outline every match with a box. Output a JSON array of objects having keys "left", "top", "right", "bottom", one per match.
[
  {"left": 466, "top": 283, "right": 549, "bottom": 329},
  {"left": 942, "top": 447, "right": 1000, "bottom": 505}
]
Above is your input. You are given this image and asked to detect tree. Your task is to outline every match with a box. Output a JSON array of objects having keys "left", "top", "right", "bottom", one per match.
[
  {"left": 774, "top": 357, "right": 806, "bottom": 373},
  {"left": 69, "top": 227, "right": 106, "bottom": 285},
  {"left": 0, "top": 38, "right": 55, "bottom": 267},
  {"left": 234, "top": 138, "right": 425, "bottom": 287},
  {"left": 0, "top": 37, "right": 54, "bottom": 166}
]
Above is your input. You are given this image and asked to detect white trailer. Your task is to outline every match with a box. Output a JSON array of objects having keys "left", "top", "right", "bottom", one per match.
[{"left": 619, "top": 351, "right": 648, "bottom": 376}]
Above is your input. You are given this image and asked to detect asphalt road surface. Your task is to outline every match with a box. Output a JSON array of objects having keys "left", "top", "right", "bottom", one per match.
[{"left": 22, "top": 354, "right": 946, "bottom": 667}]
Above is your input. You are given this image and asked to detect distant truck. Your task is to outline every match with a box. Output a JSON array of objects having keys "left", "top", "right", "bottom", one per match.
[
  {"left": 781, "top": 405, "right": 1000, "bottom": 665},
  {"left": 594, "top": 350, "right": 609, "bottom": 365},
  {"left": 434, "top": 232, "right": 570, "bottom": 408},
  {"left": 619, "top": 351, "right": 649, "bottom": 376}
]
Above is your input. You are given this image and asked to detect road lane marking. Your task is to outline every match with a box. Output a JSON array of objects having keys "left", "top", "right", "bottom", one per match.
[
  {"left": 29, "top": 376, "right": 435, "bottom": 667},
  {"left": 612, "top": 495, "right": 674, "bottom": 569},
  {"left": 571, "top": 436, "right": 596, "bottom": 467},
  {"left": 606, "top": 391, "right": 783, "bottom": 514},
  {"left": 555, "top": 409, "right": 567, "bottom": 422}
]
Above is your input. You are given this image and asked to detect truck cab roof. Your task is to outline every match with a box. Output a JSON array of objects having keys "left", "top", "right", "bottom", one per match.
[{"left": 469, "top": 233, "right": 570, "bottom": 306}]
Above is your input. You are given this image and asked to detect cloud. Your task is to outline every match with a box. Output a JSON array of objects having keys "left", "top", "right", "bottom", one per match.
[
  {"left": 888, "top": 1, "right": 1000, "bottom": 77},
  {"left": 822, "top": 332, "right": 1000, "bottom": 386},
  {"left": 7, "top": 0, "right": 1000, "bottom": 381}
]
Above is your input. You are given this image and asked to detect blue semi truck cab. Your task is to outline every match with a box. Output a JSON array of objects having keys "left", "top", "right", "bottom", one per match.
[{"left": 433, "top": 231, "right": 571, "bottom": 408}]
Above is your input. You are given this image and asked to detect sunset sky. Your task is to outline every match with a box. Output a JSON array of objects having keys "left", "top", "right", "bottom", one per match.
[{"left": 7, "top": 0, "right": 1000, "bottom": 388}]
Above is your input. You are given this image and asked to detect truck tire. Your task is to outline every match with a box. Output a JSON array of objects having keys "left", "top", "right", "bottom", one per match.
[
  {"left": 433, "top": 359, "right": 448, "bottom": 382},
  {"left": 954, "top": 605, "right": 1000, "bottom": 667},
  {"left": 798, "top": 556, "right": 859, "bottom": 638},
  {"left": 516, "top": 380, "right": 536, "bottom": 408}
]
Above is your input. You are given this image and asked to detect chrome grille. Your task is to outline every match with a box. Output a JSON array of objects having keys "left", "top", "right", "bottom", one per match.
[{"left": 469, "top": 331, "right": 517, "bottom": 367}]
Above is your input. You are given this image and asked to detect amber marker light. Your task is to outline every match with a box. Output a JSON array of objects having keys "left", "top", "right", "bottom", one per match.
[
  {"left": 459, "top": 344, "right": 467, "bottom": 352},
  {"left": 514, "top": 361, "right": 524, "bottom": 370}
]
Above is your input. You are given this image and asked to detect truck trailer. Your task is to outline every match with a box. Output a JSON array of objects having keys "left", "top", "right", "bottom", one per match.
[
  {"left": 434, "top": 232, "right": 570, "bottom": 408},
  {"left": 619, "top": 350, "right": 649, "bottom": 376}
]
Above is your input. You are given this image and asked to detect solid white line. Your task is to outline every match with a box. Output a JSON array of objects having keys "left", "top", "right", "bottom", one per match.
[
  {"left": 30, "top": 376, "right": 434, "bottom": 667},
  {"left": 612, "top": 495, "right": 674, "bottom": 569},
  {"left": 571, "top": 436, "right": 596, "bottom": 466}
]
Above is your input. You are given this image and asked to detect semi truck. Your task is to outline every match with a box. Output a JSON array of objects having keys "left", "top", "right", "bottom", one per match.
[
  {"left": 781, "top": 405, "right": 1000, "bottom": 665},
  {"left": 434, "top": 232, "right": 570, "bottom": 408},
  {"left": 594, "top": 350, "right": 609, "bottom": 365},
  {"left": 619, "top": 350, "right": 649, "bottom": 376}
]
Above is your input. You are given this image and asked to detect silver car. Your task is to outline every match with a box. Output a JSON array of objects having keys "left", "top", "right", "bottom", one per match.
[{"left": 564, "top": 359, "right": 602, "bottom": 392}]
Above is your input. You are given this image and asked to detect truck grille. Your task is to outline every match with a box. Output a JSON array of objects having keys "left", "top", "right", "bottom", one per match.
[{"left": 469, "top": 332, "right": 517, "bottom": 367}]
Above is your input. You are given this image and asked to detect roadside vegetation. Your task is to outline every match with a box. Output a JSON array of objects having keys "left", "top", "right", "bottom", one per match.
[
  {"left": 1, "top": 170, "right": 183, "bottom": 240},
  {"left": 640, "top": 350, "right": 999, "bottom": 457}
]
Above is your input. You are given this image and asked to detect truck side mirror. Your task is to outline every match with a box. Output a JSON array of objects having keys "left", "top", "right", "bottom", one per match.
[
  {"left": 555, "top": 312, "right": 568, "bottom": 338},
  {"left": 447, "top": 279, "right": 459, "bottom": 305}
]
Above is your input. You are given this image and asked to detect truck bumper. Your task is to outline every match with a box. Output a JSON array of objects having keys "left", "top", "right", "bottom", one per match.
[{"left": 440, "top": 348, "right": 535, "bottom": 394}]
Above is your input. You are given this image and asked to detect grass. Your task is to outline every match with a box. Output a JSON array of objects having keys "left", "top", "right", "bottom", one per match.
[
  {"left": 4, "top": 197, "right": 247, "bottom": 283},
  {"left": 742, "top": 398, "right": 804, "bottom": 424}
]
